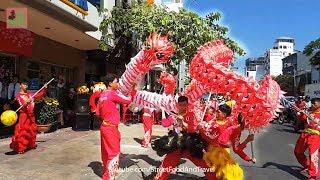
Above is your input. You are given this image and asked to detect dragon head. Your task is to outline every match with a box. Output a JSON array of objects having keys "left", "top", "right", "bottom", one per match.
[{"left": 138, "top": 33, "right": 174, "bottom": 72}]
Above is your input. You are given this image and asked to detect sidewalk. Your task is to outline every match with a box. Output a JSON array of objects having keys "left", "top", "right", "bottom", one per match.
[{"left": 0, "top": 124, "right": 184, "bottom": 180}]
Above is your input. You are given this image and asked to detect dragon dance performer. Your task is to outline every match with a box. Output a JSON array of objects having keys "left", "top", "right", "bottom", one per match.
[
  {"left": 294, "top": 98, "right": 320, "bottom": 180},
  {"left": 96, "top": 74, "right": 132, "bottom": 180},
  {"left": 89, "top": 82, "right": 106, "bottom": 113},
  {"left": 219, "top": 113, "right": 256, "bottom": 163},
  {"left": 198, "top": 104, "right": 244, "bottom": 180},
  {"left": 89, "top": 82, "right": 106, "bottom": 129},
  {"left": 10, "top": 80, "right": 47, "bottom": 154},
  {"left": 141, "top": 107, "right": 155, "bottom": 148},
  {"left": 154, "top": 96, "right": 217, "bottom": 180}
]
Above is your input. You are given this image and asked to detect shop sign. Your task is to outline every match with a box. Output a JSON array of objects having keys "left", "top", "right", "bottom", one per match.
[{"left": 6, "top": 8, "right": 27, "bottom": 29}]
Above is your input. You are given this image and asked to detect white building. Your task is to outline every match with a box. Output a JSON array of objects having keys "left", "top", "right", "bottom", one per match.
[
  {"left": 266, "top": 37, "right": 295, "bottom": 76},
  {"left": 246, "top": 37, "right": 295, "bottom": 80}
]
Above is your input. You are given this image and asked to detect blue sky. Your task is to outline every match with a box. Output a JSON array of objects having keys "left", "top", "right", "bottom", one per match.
[{"left": 184, "top": 0, "right": 320, "bottom": 74}]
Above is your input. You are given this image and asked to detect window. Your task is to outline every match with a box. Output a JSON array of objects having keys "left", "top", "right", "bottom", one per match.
[
  {"left": 283, "top": 46, "right": 287, "bottom": 49},
  {"left": 27, "top": 60, "right": 73, "bottom": 90},
  {"left": 279, "top": 46, "right": 282, "bottom": 49},
  {"left": 0, "top": 54, "right": 16, "bottom": 86},
  {"left": 174, "top": 0, "right": 182, "bottom": 2}
]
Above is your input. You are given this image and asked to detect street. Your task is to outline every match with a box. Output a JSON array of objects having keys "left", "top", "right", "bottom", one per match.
[{"left": 0, "top": 123, "right": 307, "bottom": 180}]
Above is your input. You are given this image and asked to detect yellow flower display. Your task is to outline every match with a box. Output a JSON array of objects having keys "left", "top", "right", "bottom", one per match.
[{"left": 77, "top": 85, "right": 90, "bottom": 94}]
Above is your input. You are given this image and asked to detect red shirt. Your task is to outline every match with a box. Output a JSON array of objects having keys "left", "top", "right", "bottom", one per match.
[
  {"left": 96, "top": 90, "right": 131, "bottom": 126},
  {"left": 198, "top": 119, "right": 231, "bottom": 146},
  {"left": 307, "top": 111, "right": 320, "bottom": 131},
  {"left": 204, "top": 113, "right": 214, "bottom": 122},
  {"left": 181, "top": 105, "right": 199, "bottom": 133},
  {"left": 296, "top": 101, "right": 307, "bottom": 109},
  {"left": 16, "top": 88, "right": 47, "bottom": 114},
  {"left": 89, "top": 91, "right": 102, "bottom": 113},
  {"left": 219, "top": 125, "right": 251, "bottom": 161}
]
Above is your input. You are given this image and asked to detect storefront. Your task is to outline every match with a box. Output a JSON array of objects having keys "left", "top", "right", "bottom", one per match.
[
  {"left": 0, "top": 53, "right": 17, "bottom": 100},
  {"left": 0, "top": 20, "right": 86, "bottom": 96}
]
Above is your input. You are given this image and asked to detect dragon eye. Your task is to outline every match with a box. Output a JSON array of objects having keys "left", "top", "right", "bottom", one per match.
[
  {"left": 146, "top": 44, "right": 151, "bottom": 50},
  {"left": 156, "top": 53, "right": 164, "bottom": 59}
]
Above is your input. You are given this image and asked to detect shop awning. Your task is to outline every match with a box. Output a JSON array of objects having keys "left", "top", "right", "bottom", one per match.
[{"left": 0, "top": 21, "right": 33, "bottom": 56}]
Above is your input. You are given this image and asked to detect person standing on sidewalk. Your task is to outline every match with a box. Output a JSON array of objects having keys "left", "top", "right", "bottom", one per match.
[
  {"left": 10, "top": 79, "right": 47, "bottom": 154},
  {"left": 141, "top": 107, "right": 155, "bottom": 148},
  {"left": 294, "top": 98, "right": 320, "bottom": 180},
  {"left": 96, "top": 74, "right": 132, "bottom": 180}
]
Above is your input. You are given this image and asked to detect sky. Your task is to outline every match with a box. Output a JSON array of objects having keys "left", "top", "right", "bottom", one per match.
[{"left": 184, "top": 0, "right": 320, "bottom": 74}]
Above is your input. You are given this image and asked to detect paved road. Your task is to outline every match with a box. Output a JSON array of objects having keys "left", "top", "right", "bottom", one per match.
[{"left": 0, "top": 123, "right": 308, "bottom": 180}]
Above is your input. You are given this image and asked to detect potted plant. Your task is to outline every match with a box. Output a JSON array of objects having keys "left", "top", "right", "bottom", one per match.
[{"left": 35, "top": 97, "right": 59, "bottom": 133}]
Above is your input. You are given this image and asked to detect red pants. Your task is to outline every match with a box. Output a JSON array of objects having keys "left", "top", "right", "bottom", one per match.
[
  {"left": 294, "top": 132, "right": 320, "bottom": 177},
  {"left": 100, "top": 124, "right": 121, "bottom": 180},
  {"left": 142, "top": 115, "right": 153, "bottom": 147},
  {"left": 154, "top": 150, "right": 217, "bottom": 180},
  {"left": 10, "top": 113, "right": 37, "bottom": 153}
]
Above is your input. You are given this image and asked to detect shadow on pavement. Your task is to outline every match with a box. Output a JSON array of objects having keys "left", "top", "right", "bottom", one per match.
[
  {"left": 133, "top": 136, "right": 163, "bottom": 145},
  {"left": 144, "top": 171, "right": 206, "bottom": 180},
  {"left": 4, "top": 151, "right": 18, "bottom": 155},
  {"left": 120, "top": 153, "right": 162, "bottom": 168},
  {"left": 88, "top": 161, "right": 103, "bottom": 178},
  {"left": 262, "top": 162, "right": 307, "bottom": 180},
  {"left": 120, "top": 153, "right": 190, "bottom": 179},
  {"left": 277, "top": 128, "right": 298, "bottom": 134},
  {"left": 133, "top": 138, "right": 143, "bottom": 144}
]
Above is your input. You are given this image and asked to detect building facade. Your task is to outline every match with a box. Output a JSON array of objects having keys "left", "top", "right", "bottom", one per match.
[
  {"left": 0, "top": 0, "right": 116, "bottom": 94},
  {"left": 245, "top": 56, "right": 266, "bottom": 81},
  {"left": 245, "top": 37, "right": 295, "bottom": 80},
  {"left": 266, "top": 37, "right": 295, "bottom": 77}
]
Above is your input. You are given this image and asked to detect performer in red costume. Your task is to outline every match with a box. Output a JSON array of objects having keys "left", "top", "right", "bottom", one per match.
[
  {"left": 154, "top": 96, "right": 217, "bottom": 180},
  {"left": 141, "top": 107, "right": 155, "bottom": 148},
  {"left": 89, "top": 82, "right": 107, "bottom": 113},
  {"left": 295, "top": 96, "right": 308, "bottom": 124},
  {"left": 10, "top": 80, "right": 47, "bottom": 154},
  {"left": 197, "top": 104, "right": 244, "bottom": 180},
  {"left": 198, "top": 104, "right": 233, "bottom": 146},
  {"left": 96, "top": 74, "right": 132, "bottom": 180},
  {"left": 220, "top": 113, "right": 256, "bottom": 163},
  {"left": 294, "top": 98, "right": 320, "bottom": 180},
  {"left": 204, "top": 106, "right": 215, "bottom": 122},
  {"left": 90, "top": 91, "right": 102, "bottom": 113}
]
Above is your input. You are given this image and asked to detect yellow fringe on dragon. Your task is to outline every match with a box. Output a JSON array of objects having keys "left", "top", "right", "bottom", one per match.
[{"left": 203, "top": 145, "right": 244, "bottom": 180}]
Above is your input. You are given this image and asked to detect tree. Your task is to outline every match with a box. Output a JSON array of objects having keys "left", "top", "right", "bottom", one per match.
[
  {"left": 274, "top": 75, "right": 294, "bottom": 95},
  {"left": 303, "top": 38, "right": 320, "bottom": 66},
  {"left": 99, "top": 2, "right": 245, "bottom": 71}
]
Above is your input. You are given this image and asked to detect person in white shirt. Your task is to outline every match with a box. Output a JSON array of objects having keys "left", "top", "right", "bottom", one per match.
[{"left": 7, "top": 76, "right": 20, "bottom": 100}]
